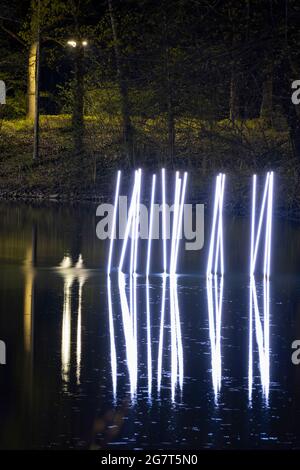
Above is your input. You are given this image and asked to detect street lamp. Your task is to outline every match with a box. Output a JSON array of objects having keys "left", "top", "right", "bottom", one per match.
[
  {"left": 66, "top": 39, "right": 88, "bottom": 154},
  {"left": 67, "top": 39, "right": 88, "bottom": 48}
]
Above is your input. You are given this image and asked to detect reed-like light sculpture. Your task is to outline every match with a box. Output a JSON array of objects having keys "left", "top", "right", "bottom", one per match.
[
  {"left": 170, "top": 172, "right": 181, "bottom": 274},
  {"left": 249, "top": 172, "right": 273, "bottom": 404},
  {"left": 61, "top": 274, "right": 74, "bottom": 384},
  {"left": 173, "top": 172, "right": 188, "bottom": 275},
  {"left": 145, "top": 175, "right": 156, "bottom": 397},
  {"left": 205, "top": 173, "right": 225, "bottom": 398},
  {"left": 133, "top": 169, "right": 142, "bottom": 275},
  {"left": 107, "top": 170, "right": 121, "bottom": 274},
  {"left": 146, "top": 174, "right": 156, "bottom": 277},
  {"left": 264, "top": 172, "right": 273, "bottom": 278},
  {"left": 207, "top": 173, "right": 225, "bottom": 277},
  {"left": 161, "top": 168, "right": 167, "bottom": 274},
  {"left": 119, "top": 170, "right": 140, "bottom": 273},
  {"left": 250, "top": 172, "right": 273, "bottom": 277}
]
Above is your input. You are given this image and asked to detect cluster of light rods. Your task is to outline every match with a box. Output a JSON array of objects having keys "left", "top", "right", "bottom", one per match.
[
  {"left": 108, "top": 169, "right": 274, "bottom": 278},
  {"left": 106, "top": 170, "right": 273, "bottom": 401},
  {"left": 107, "top": 168, "right": 186, "bottom": 401},
  {"left": 248, "top": 171, "right": 273, "bottom": 403},
  {"left": 108, "top": 168, "right": 188, "bottom": 276}
]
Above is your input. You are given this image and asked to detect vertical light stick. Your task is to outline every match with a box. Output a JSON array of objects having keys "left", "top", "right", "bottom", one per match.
[
  {"left": 146, "top": 174, "right": 156, "bottom": 277},
  {"left": 161, "top": 168, "right": 167, "bottom": 274},
  {"left": 119, "top": 173, "right": 138, "bottom": 272},
  {"left": 173, "top": 172, "right": 188, "bottom": 275},
  {"left": 107, "top": 170, "right": 121, "bottom": 274}
]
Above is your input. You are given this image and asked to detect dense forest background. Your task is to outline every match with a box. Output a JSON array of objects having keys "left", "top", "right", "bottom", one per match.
[{"left": 0, "top": 0, "right": 300, "bottom": 213}]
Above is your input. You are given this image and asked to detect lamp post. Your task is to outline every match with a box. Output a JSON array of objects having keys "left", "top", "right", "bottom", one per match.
[
  {"left": 67, "top": 39, "right": 88, "bottom": 155},
  {"left": 33, "top": 0, "right": 40, "bottom": 160}
]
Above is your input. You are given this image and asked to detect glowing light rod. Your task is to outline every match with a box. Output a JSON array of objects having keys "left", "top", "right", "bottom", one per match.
[
  {"left": 146, "top": 174, "right": 156, "bottom": 277},
  {"left": 173, "top": 172, "right": 188, "bottom": 275},
  {"left": 119, "top": 170, "right": 141, "bottom": 273},
  {"left": 107, "top": 170, "right": 121, "bottom": 274},
  {"left": 114, "top": 169, "right": 189, "bottom": 276},
  {"left": 161, "top": 168, "right": 167, "bottom": 274},
  {"left": 207, "top": 173, "right": 225, "bottom": 277},
  {"left": 250, "top": 172, "right": 274, "bottom": 277},
  {"left": 249, "top": 172, "right": 273, "bottom": 404},
  {"left": 170, "top": 172, "right": 181, "bottom": 274}
]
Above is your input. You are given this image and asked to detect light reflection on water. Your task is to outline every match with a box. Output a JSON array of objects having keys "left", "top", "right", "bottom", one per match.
[
  {"left": 0, "top": 202, "right": 300, "bottom": 449},
  {"left": 106, "top": 272, "right": 271, "bottom": 409},
  {"left": 207, "top": 275, "right": 224, "bottom": 403},
  {"left": 108, "top": 273, "right": 184, "bottom": 404},
  {"left": 248, "top": 276, "right": 270, "bottom": 405}
]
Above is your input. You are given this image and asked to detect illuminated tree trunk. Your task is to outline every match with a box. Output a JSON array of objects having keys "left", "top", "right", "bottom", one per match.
[{"left": 27, "top": 42, "right": 38, "bottom": 120}]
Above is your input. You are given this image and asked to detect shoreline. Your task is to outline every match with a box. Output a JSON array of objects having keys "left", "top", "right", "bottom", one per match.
[{"left": 1, "top": 187, "right": 300, "bottom": 223}]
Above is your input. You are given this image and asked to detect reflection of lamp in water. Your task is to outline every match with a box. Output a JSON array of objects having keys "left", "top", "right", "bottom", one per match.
[
  {"left": 61, "top": 273, "right": 74, "bottom": 384},
  {"left": 23, "top": 245, "right": 36, "bottom": 354},
  {"left": 76, "top": 272, "right": 88, "bottom": 385},
  {"left": 58, "top": 254, "right": 88, "bottom": 385},
  {"left": 206, "top": 275, "right": 223, "bottom": 402}
]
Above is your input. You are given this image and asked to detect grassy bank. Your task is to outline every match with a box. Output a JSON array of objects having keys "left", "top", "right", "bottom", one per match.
[{"left": 0, "top": 115, "right": 299, "bottom": 218}]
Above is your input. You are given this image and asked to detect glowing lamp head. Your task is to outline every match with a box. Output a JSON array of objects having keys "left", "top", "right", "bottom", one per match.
[{"left": 67, "top": 40, "right": 77, "bottom": 48}]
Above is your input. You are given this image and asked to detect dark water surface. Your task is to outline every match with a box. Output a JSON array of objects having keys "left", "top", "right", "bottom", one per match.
[{"left": 0, "top": 202, "right": 300, "bottom": 449}]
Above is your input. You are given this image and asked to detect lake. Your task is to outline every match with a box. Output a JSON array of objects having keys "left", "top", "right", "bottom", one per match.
[{"left": 0, "top": 201, "right": 300, "bottom": 449}]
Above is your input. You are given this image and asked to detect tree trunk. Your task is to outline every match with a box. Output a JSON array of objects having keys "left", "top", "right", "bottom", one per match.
[
  {"left": 27, "top": 42, "right": 37, "bottom": 120},
  {"left": 163, "top": 12, "right": 175, "bottom": 166},
  {"left": 167, "top": 96, "right": 175, "bottom": 167},
  {"left": 229, "top": 65, "right": 240, "bottom": 122},
  {"left": 108, "top": 0, "right": 134, "bottom": 167},
  {"left": 278, "top": 59, "right": 300, "bottom": 160},
  {"left": 260, "top": 61, "right": 273, "bottom": 125},
  {"left": 289, "top": 110, "right": 300, "bottom": 158},
  {"left": 72, "top": 44, "right": 84, "bottom": 154}
]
